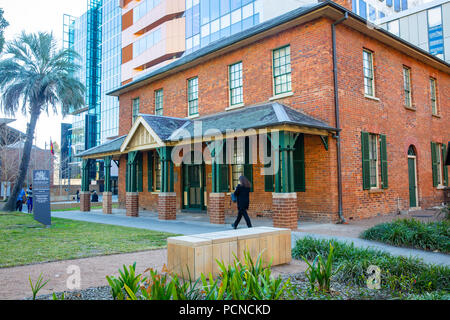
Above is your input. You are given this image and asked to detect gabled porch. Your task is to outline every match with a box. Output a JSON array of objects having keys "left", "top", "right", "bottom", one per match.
[{"left": 77, "top": 102, "right": 338, "bottom": 229}]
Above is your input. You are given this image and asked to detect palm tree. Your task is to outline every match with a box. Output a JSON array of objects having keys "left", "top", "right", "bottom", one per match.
[{"left": 0, "top": 31, "right": 85, "bottom": 211}]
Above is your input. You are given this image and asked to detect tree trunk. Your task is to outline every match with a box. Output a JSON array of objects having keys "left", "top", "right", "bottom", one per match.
[{"left": 3, "top": 110, "right": 41, "bottom": 211}]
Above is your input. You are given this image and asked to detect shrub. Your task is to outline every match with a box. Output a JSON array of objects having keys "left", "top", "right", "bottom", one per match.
[
  {"left": 292, "top": 237, "right": 450, "bottom": 295},
  {"left": 106, "top": 262, "right": 144, "bottom": 300},
  {"left": 361, "top": 219, "right": 450, "bottom": 253},
  {"left": 107, "top": 251, "right": 291, "bottom": 300},
  {"left": 301, "top": 243, "right": 342, "bottom": 293}
]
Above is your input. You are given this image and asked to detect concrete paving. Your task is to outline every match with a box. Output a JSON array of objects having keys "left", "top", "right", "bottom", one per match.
[{"left": 50, "top": 208, "right": 450, "bottom": 266}]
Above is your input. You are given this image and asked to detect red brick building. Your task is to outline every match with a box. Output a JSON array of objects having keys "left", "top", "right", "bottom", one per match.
[{"left": 78, "top": 1, "right": 449, "bottom": 227}]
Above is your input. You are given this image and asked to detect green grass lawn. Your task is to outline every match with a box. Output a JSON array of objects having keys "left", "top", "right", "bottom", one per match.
[{"left": 0, "top": 211, "right": 177, "bottom": 268}]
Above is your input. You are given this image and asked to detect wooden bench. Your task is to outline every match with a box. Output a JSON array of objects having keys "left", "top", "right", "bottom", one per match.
[{"left": 167, "top": 227, "right": 291, "bottom": 279}]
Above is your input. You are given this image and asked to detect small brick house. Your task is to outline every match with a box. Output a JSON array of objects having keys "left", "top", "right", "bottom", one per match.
[{"left": 78, "top": 1, "right": 449, "bottom": 228}]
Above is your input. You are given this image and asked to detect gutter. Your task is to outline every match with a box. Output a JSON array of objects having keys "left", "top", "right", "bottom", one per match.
[{"left": 332, "top": 11, "right": 348, "bottom": 224}]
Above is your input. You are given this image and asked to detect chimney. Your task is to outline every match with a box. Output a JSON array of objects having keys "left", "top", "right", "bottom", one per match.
[{"left": 319, "top": 0, "right": 353, "bottom": 11}]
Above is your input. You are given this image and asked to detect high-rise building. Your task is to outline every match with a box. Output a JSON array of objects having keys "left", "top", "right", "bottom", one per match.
[
  {"left": 63, "top": 0, "right": 121, "bottom": 186},
  {"left": 120, "top": 0, "right": 413, "bottom": 85},
  {"left": 378, "top": 0, "right": 449, "bottom": 63}
]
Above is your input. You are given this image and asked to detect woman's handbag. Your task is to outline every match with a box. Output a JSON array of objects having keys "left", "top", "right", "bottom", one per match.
[{"left": 231, "top": 193, "right": 237, "bottom": 203}]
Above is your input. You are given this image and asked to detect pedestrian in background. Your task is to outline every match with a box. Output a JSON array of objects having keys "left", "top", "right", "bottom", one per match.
[
  {"left": 26, "top": 184, "right": 33, "bottom": 213},
  {"left": 231, "top": 176, "right": 253, "bottom": 229},
  {"left": 16, "top": 186, "right": 26, "bottom": 212}
]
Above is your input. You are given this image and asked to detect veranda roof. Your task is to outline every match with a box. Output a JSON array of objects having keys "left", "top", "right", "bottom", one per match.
[{"left": 79, "top": 102, "right": 336, "bottom": 158}]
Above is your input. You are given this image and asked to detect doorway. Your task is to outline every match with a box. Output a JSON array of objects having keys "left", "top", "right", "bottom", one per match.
[
  {"left": 408, "top": 146, "right": 418, "bottom": 208},
  {"left": 182, "top": 163, "right": 206, "bottom": 211}
]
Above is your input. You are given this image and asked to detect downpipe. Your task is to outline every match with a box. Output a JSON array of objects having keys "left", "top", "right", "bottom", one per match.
[{"left": 332, "top": 12, "right": 348, "bottom": 224}]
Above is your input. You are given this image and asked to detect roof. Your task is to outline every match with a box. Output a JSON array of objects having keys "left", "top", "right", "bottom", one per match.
[
  {"left": 168, "top": 102, "right": 337, "bottom": 141},
  {"left": 0, "top": 118, "right": 15, "bottom": 126},
  {"left": 140, "top": 115, "right": 190, "bottom": 141},
  {"left": 108, "top": 1, "right": 450, "bottom": 97},
  {"left": 76, "top": 135, "right": 126, "bottom": 158},
  {"left": 5, "top": 141, "right": 45, "bottom": 151},
  {"left": 79, "top": 102, "right": 336, "bottom": 158}
]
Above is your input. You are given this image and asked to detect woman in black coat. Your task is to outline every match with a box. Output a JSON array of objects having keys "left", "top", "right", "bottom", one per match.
[{"left": 231, "top": 175, "right": 252, "bottom": 229}]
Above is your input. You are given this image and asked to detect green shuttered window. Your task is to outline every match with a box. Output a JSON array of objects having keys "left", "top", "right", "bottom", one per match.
[
  {"left": 293, "top": 134, "right": 305, "bottom": 192},
  {"left": 147, "top": 151, "right": 154, "bottom": 192},
  {"left": 264, "top": 135, "right": 274, "bottom": 192},
  {"left": 137, "top": 152, "right": 143, "bottom": 192},
  {"left": 361, "top": 131, "right": 388, "bottom": 190},
  {"left": 432, "top": 142, "right": 448, "bottom": 187}
]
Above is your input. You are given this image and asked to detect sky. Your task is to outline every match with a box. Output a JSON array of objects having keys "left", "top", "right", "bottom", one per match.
[{"left": 0, "top": 0, "right": 87, "bottom": 149}]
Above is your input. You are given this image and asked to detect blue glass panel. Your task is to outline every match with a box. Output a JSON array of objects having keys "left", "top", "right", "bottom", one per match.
[
  {"left": 352, "top": 0, "right": 357, "bottom": 12},
  {"left": 428, "top": 25, "right": 444, "bottom": 57},
  {"left": 386, "top": 0, "right": 392, "bottom": 7},
  {"left": 186, "top": 8, "right": 193, "bottom": 38},
  {"left": 211, "top": 0, "right": 220, "bottom": 21},
  {"left": 220, "top": 26, "right": 231, "bottom": 38},
  {"left": 242, "top": 16, "right": 253, "bottom": 29},
  {"left": 193, "top": 4, "right": 200, "bottom": 35},
  {"left": 379, "top": 11, "right": 385, "bottom": 18},
  {"left": 201, "top": 35, "right": 210, "bottom": 47},
  {"left": 221, "top": 0, "right": 230, "bottom": 15},
  {"left": 210, "top": 31, "right": 220, "bottom": 42},
  {"left": 254, "top": 13, "right": 259, "bottom": 25},
  {"left": 401, "top": 0, "right": 408, "bottom": 10},
  {"left": 369, "top": 5, "right": 376, "bottom": 21},
  {"left": 359, "top": 0, "right": 367, "bottom": 19},
  {"left": 201, "top": 0, "right": 210, "bottom": 24},
  {"left": 231, "top": 0, "right": 241, "bottom": 11},
  {"left": 231, "top": 21, "right": 242, "bottom": 34},
  {"left": 394, "top": 0, "right": 401, "bottom": 12}
]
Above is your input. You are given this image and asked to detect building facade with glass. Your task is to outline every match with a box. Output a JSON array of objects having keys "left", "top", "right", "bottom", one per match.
[
  {"left": 378, "top": 0, "right": 449, "bottom": 63},
  {"left": 64, "top": 0, "right": 121, "bottom": 186}
]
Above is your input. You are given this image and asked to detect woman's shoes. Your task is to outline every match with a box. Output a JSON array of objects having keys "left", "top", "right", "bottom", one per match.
[{"left": 231, "top": 223, "right": 237, "bottom": 229}]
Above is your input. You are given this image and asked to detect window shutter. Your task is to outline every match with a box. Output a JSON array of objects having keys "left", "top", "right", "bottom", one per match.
[
  {"left": 442, "top": 144, "right": 448, "bottom": 186},
  {"left": 361, "top": 131, "right": 371, "bottom": 190},
  {"left": 136, "top": 152, "right": 143, "bottom": 192},
  {"left": 379, "top": 134, "right": 388, "bottom": 189},
  {"left": 244, "top": 137, "right": 253, "bottom": 192},
  {"left": 293, "top": 134, "right": 305, "bottom": 192},
  {"left": 147, "top": 151, "right": 153, "bottom": 192},
  {"left": 264, "top": 135, "right": 274, "bottom": 192},
  {"left": 219, "top": 140, "right": 229, "bottom": 192},
  {"left": 125, "top": 156, "right": 129, "bottom": 192},
  {"left": 219, "top": 165, "right": 229, "bottom": 192},
  {"left": 431, "top": 142, "right": 438, "bottom": 187}
]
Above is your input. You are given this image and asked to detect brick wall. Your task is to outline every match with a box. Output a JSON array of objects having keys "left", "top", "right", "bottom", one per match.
[{"left": 116, "top": 14, "right": 449, "bottom": 222}]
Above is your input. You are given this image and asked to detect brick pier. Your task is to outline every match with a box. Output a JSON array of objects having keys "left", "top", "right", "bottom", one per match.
[
  {"left": 126, "top": 192, "right": 139, "bottom": 217},
  {"left": 80, "top": 192, "right": 91, "bottom": 212},
  {"left": 208, "top": 193, "right": 226, "bottom": 224},
  {"left": 272, "top": 193, "right": 298, "bottom": 230},
  {"left": 158, "top": 192, "right": 176, "bottom": 220},
  {"left": 103, "top": 192, "right": 113, "bottom": 214}
]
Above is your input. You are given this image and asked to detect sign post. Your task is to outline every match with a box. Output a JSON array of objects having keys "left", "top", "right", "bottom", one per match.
[{"left": 33, "top": 170, "right": 51, "bottom": 226}]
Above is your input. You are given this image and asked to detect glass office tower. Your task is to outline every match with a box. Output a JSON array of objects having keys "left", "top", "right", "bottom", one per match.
[
  {"left": 185, "top": 0, "right": 261, "bottom": 54},
  {"left": 63, "top": 0, "right": 121, "bottom": 183}
]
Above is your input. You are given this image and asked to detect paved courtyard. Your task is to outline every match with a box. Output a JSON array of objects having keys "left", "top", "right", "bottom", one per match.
[{"left": 51, "top": 207, "right": 450, "bottom": 266}]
